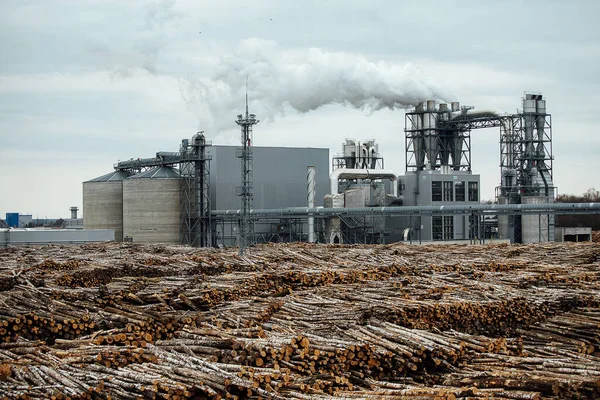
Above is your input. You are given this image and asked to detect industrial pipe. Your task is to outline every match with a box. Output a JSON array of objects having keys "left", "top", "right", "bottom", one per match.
[
  {"left": 330, "top": 168, "right": 397, "bottom": 196},
  {"left": 212, "top": 202, "right": 600, "bottom": 217}
]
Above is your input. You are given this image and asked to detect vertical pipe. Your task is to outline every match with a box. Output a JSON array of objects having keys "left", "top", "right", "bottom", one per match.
[
  {"left": 422, "top": 106, "right": 431, "bottom": 169},
  {"left": 195, "top": 136, "right": 203, "bottom": 247},
  {"left": 425, "top": 100, "right": 438, "bottom": 169},
  {"left": 307, "top": 166, "right": 316, "bottom": 243},
  {"left": 523, "top": 95, "right": 537, "bottom": 192}
]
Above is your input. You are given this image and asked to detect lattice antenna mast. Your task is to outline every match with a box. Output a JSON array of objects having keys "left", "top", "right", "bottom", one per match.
[{"left": 235, "top": 81, "right": 259, "bottom": 256}]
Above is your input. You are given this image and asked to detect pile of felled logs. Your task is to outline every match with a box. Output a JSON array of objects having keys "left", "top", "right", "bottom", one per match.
[{"left": 0, "top": 241, "right": 598, "bottom": 399}]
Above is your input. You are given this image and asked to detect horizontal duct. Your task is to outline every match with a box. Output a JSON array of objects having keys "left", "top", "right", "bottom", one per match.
[{"left": 211, "top": 202, "right": 600, "bottom": 217}]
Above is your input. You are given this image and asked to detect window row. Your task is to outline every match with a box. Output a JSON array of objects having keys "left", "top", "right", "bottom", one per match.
[
  {"left": 432, "top": 181, "right": 478, "bottom": 202},
  {"left": 432, "top": 216, "right": 454, "bottom": 240}
]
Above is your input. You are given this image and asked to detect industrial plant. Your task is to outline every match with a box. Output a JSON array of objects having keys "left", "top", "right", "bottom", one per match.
[
  {"left": 4, "top": 93, "right": 600, "bottom": 400},
  {"left": 79, "top": 92, "right": 597, "bottom": 249}
]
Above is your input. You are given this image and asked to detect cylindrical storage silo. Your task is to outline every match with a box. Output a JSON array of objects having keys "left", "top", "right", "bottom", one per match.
[
  {"left": 123, "top": 166, "right": 181, "bottom": 244},
  {"left": 496, "top": 196, "right": 510, "bottom": 241},
  {"left": 521, "top": 196, "right": 550, "bottom": 243},
  {"left": 83, "top": 170, "right": 132, "bottom": 242}
]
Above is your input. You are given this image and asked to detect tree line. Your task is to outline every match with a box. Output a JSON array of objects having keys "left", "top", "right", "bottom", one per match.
[{"left": 556, "top": 188, "right": 600, "bottom": 230}]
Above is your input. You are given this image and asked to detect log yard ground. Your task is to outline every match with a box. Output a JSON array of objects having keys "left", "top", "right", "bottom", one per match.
[{"left": 0, "top": 241, "right": 599, "bottom": 399}]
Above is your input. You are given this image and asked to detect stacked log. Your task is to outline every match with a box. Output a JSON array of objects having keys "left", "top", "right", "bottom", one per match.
[{"left": 0, "top": 241, "right": 598, "bottom": 399}]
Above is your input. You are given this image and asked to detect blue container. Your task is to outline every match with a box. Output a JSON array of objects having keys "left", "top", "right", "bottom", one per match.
[{"left": 6, "top": 213, "right": 19, "bottom": 228}]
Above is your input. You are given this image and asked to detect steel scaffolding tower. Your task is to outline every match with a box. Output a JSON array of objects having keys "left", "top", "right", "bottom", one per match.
[
  {"left": 179, "top": 133, "right": 212, "bottom": 247},
  {"left": 235, "top": 93, "right": 259, "bottom": 256},
  {"left": 498, "top": 95, "right": 554, "bottom": 199}
]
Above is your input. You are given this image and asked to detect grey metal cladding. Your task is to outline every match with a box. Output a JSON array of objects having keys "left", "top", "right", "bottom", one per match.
[
  {"left": 128, "top": 166, "right": 181, "bottom": 179},
  {"left": 208, "top": 146, "right": 329, "bottom": 211}
]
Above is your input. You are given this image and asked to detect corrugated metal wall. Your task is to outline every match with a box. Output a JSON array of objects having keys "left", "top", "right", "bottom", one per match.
[
  {"left": 0, "top": 229, "right": 114, "bottom": 247},
  {"left": 208, "top": 146, "right": 330, "bottom": 210}
]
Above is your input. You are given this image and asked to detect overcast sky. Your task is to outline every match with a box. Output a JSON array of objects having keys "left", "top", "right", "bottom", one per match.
[{"left": 1, "top": 0, "right": 599, "bottom": 218}]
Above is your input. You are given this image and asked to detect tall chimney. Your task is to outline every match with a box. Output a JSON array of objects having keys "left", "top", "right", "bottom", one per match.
[{"left": 307, "top": 166, "right": 316, "bottom": 243}]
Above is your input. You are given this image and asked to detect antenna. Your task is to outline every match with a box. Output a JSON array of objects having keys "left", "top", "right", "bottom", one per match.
[
  {"left": 236, "top": 78, "right": 259, "bottom": 256},
  {"left": 245, "top": 76, "right": 249, "bottom": 117}
]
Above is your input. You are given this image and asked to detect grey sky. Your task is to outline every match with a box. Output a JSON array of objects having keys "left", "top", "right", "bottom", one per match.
[{"left": 1, "top": 0, "right": 599, "bottom": 218}]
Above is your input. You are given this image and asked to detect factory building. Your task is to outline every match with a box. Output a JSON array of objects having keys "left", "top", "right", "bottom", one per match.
[
  {"left": 4, "top": 213, "right": 33, "bottom": 228},
  {"left": 497, "top": 93, "right": 555, "bottom": 243},
  {"left": 397, "top": 171, "right": 480, "bottom": 241},
  {"left": 397, "top": 94, "right": 554, "bottom": 243},
  {"left": 325, "top": 139, "right": 399, "bottom": 244},
  {"left": 83, "top": 144, "right": 329, "bottom": 246},
  {"left": 81, "top": 92, "right": 560, "bottom": 246},
  {"left": 208, "top": 146, "right": 329, "bottom": 211},
  {"left": 209, "top": 146, "right": 329, "bottom": 246},
  {"left": 322, "top": 94, "right": 556, "bottom": 243}
]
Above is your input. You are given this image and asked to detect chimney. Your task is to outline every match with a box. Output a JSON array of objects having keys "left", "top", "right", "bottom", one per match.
[{"left": 307, "top": 166, "right": 316, "bottom": 243}]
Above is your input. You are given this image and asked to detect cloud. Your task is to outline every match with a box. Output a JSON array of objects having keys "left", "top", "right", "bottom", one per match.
[
  {"left": 1, "top": 1, "right": 599, "bottom": 218},
  {"left": 88, "top": 0, "right": 182, "bottom": 77}
]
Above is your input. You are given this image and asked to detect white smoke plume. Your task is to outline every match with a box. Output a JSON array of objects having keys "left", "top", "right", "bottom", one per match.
[{"left": 179, "top": 38, "right": 455, "bottom": 132}]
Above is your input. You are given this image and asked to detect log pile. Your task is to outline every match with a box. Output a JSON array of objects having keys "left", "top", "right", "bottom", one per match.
[{"left": 0, "top": 241, "right": 598, "bottom": 399}]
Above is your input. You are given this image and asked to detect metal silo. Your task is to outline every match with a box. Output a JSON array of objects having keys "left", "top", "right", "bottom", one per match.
[
  {"left": 83, "top": 170, "right": 132, "bottom": 241},
  {"left": 122, "top": 166, "right": 181, "bottom": 244},
  {"left": 521, "top": 196, "right": 552, "bottom": 243}
]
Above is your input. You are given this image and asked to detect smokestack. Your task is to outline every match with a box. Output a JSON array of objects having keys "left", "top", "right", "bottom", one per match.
[
  {"left": 307, "top": 166, "right": 316, "bottom": 243},
  {"left": 70, "top": 207, "right": 78, "bottom": 219}
]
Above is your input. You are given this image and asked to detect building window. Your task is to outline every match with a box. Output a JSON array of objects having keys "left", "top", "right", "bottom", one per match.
[
  {"left": 432, "top": 181, "right": 442, "bottom": 201},
  {"left": 443, "top": 181, "right": 453, "bottom": 201},
  {"left": 443, "top": 216, "right": 453, "bottom": 240},
  {"left": 432, "top": 216, "right": 443, "bottom": 240},
  {"left": 468, "top": 182, "right": 479, "bottom": 202},
  {"left": 455, "top": 181, "right": 465, "bottom": 201},
  {"left": 433, "top": 216, "right": 454, "bottom": 240},
  {"left": 469, "top": 215, "right": 478, "bottom": 239}
]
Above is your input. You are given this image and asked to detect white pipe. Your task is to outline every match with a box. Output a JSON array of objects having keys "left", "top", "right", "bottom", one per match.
[
  {"left": 330, "top": 168, "right": 397, "bottom": 196},
  {"left": 307, "top": 166, "right": 316, "bottom": 243},
  {"left": 450, "top": 108, "right": 513, "bottom": 144}
]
